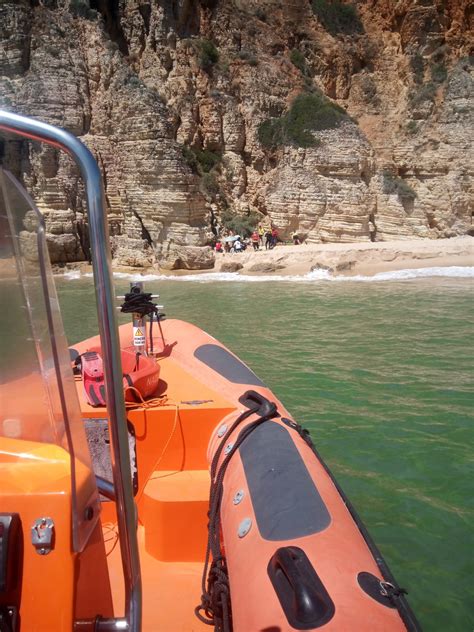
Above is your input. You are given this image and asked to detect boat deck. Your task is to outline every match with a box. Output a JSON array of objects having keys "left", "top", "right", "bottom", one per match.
[
  {"left": 105, "top": 524, "right": 208, "bottom": 631},
  {"left": 74, "top": 324, "right": 237, "bottom": 630}
]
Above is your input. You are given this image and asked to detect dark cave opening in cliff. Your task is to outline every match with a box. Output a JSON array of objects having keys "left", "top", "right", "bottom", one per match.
[
  {"left": 132, "top": 210, "right": 154, "bottom": 250},
  {"left": 369, "top": 213, "right": 377, "bottom": 242},
  {"left": 90, "top": 0, "right": 129, "bottom": 56}
]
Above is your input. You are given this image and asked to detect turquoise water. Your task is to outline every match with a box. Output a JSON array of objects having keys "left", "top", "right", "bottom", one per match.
[{"left": 57, "top": 273, "right": 474, "bottom": 631}]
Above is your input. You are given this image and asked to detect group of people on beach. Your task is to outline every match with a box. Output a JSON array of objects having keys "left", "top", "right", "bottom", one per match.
[
  {"left": 214, "top": 224, "right": 300, "bottom": 254},
  {"left": 253, "top": 225, "right": 279, "bottom": 251}
]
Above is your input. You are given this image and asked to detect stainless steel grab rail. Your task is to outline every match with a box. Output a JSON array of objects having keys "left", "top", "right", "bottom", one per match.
[{"left": 0, "top": 110, "right": 142, "bottom": 631}]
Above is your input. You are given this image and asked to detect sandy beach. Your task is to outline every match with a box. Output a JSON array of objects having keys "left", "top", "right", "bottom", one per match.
[
  {"left": 213, "top": 236, "right": 474, "bottom": 277},
  {"left": 49, "top": 236, "right": 474, "bottom": 278}
]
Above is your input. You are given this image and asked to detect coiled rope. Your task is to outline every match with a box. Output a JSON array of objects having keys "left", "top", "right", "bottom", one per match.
[
  {"left": 123, "top": 385, "right": 169, "bottom": 410},
  {"left": 195, "top": 400, "right": 278, "bottom": 632},
  {"left": 120, "top": 290, "right": 165, "bottom": 353}
]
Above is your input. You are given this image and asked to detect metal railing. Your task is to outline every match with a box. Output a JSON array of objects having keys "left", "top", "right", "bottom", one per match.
[{"left": 0, "top": 110, "right": 142, "bottom": 631}]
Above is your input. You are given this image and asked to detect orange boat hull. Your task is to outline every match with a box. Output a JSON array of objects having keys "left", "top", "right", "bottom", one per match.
[
  {"left": 69, "top": 320, "right": 417, "bottom": 631},
  {"left": 1, "top": 319, "right": 416, "bottom": 631}
]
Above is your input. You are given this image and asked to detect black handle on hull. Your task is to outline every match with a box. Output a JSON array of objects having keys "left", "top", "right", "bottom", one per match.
[
  {"left": 239, "top": 390, "right": 278, "bottom": 417},
  {"left": 267, "top": 547, "right": 335, "bottom": 630}
]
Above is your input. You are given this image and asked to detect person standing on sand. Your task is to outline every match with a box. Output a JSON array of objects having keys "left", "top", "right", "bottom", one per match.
[
  {"left": 265, "top": 230, "right": 272, "bottom": 250},
  {"left": 258, "top": 223, "right": 265, "bottom": 246},
  {"left": 233, "top": 238, "right": 243, "bottom": 253},
  {"left": 271, "top": 226, "right": 278, "bottom": 249},
  {"left": 292, "top": 230, "right": 300, "bottom": 245},
  {"left": 251, "top": 230, "right": 260, "bottom": 251}
]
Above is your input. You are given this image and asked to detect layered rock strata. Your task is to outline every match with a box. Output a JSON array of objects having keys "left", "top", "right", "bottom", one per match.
[{"left": 0, "top": 0, "right": 472, "bottom": 268}]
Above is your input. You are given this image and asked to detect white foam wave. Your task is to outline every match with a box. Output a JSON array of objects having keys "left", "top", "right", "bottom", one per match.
[
  {"left": 110, "top": 269, "right": 333, "bottom": 283},
  {"left": 60, "top": 266, "right": 474, "bottom": 283},
  {"left": 62, "top": 270, "right": 82, "bottom": 279},
  {"left": 334, "top": 266, "right": 474, "bottom": 282}
]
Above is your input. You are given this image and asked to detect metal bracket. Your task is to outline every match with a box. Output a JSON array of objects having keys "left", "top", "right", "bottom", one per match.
[
  {"left": 238, "top": 517, "right": 252, "bottom": 538},
  {"left": 31, "top": 517, "right": 55, "bottom": 555},
  {"left": 233, "top": 490, "right": 245, "bottom": 505},
  {"left": 217, "top": 424, "right": 228, "bottom": 438},
  {"left": 0, "top": 606, "right": 17, "bottom": 632}
]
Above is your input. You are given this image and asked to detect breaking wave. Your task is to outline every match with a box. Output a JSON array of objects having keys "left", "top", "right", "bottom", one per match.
[
  {"left": 61, "top": 266, "right": 474, "bottom": 283},
  {"left": 62, "top": 270, "right": 82, "bottom": 280}
]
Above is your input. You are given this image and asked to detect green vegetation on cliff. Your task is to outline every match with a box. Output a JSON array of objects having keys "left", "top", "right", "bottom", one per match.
[
  {"left": 382, "top": 173, "right": 417, "bottom": 202},
  {"left": 182, "top": 146, "right": 222, "bottom": 198},
  {"left": 430, "top": 62, "right": 447, "bottom": 84},
  {"left": 182, "top": 147, "right": 221, "bottom": 174},
  {"left": 70, "top": 0, "right": 98, "bottom": 20},
  {"left": 409, "top": 82, "right": 437, "bottom": 107},
  {"left": 311, "top": 0, "right": 363, "bottom": 35},
  {"left": 220, "top": 208, "right": 261, "bottom": 238},
  {"left": 258, "top": 92, "right": 348, "bottom": 149},
  {"left": 198, "top": 39, "right": 219, "bottom": 71},
  {"left": 290, "top": 49, "right": 309, "bottom": 75},
  {"left": 410, "top": 53, "right": 424, "bottom": 84}
]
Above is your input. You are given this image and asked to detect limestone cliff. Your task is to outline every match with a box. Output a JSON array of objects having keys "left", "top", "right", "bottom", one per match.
[{"left": 0, "top": 0, "right": 472, "bottom": 268}]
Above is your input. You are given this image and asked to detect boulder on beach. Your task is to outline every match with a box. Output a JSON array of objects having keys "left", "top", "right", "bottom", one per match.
[
  {"left": 248, "top": 261, "right": 285, "bottom": 273},
  {"left": 220, "top": 261, "right": 244, "bottom": 273}
]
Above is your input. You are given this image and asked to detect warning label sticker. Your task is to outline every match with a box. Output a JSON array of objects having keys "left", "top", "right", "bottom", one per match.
[{"left": 133, "top": 327, "right": 146, "bottom": 346}]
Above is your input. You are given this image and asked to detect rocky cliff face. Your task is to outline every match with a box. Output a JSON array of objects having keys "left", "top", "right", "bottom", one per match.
[{"left": 0, "top": 0, "right": 472, "bottom": 268}]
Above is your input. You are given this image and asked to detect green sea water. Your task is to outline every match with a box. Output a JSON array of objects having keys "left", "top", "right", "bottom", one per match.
[{"left": 57, "top": 273, "right": 474, "bottom": 631}]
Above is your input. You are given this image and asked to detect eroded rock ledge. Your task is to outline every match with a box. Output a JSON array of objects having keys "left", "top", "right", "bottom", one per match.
[{"left": 0, "top": 0, "right": 472, "bottom": 270}]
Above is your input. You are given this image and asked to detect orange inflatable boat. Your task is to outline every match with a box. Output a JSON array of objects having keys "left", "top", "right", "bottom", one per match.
[{"left": 0, "top": 110, "right": 420, "bottom": 631}]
